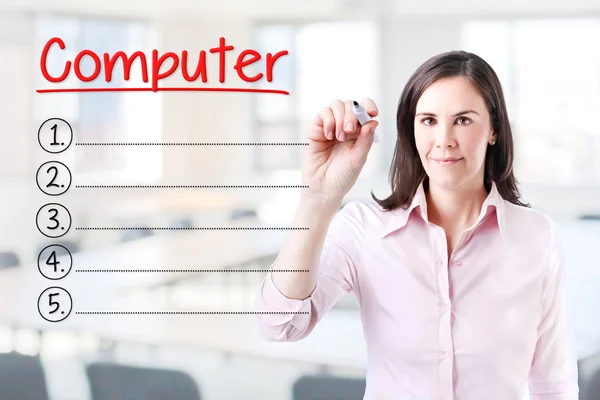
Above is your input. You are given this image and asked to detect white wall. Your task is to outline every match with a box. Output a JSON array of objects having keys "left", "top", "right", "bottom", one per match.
[
  {"left": 0, "top": 13, "right": 34, "bottom": 181},
  {"left": 1, "top": 6, "right": 599, "bottom": 266},
  {"left": 158, "top": 18, "right": 254, "bottom": 184},
  {"left": 2, "top": 0, "right": 600, "bottom": 18},
  {"left": 349, "top": 14, "right": 600, "bottom": 220}
]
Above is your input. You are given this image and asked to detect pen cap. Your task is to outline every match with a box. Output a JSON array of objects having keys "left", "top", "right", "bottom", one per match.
[
  {"left": 352, "top": 101, "right": 371, "bottom": 126},
  {"left": 352, "top": 100, "right": 380, "bottom": 143}
]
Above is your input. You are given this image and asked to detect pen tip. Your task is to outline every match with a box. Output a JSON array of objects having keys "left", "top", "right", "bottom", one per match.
[{"left": 353, "top": 101, "right": 358, "bottom": 107}]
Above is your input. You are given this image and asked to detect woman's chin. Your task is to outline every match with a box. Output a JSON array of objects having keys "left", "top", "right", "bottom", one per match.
[{"left": 427, "top": 174, "right": 472, "bottom": 191}]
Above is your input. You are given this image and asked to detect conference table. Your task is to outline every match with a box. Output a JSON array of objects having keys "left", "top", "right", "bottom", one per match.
[
  {"left": 87, "top": 190, "right": 245, "bottom": 219},
  {"left": 0, "top": 219, "right": 598, "bottom": 371},
  {"left": 0, "top": 218, "right": 369, "bottom": 370}
]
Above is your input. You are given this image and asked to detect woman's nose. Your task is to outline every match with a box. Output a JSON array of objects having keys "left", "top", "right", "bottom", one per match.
[{"left": 434, "top": 126, "right": 456, "bottom": 148}]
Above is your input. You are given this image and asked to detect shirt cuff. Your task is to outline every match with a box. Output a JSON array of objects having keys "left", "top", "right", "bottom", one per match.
[
  {"left": 256, "top": 272, "right": 314, "bottom": 327},
  {"left": 262, "top": 272, "right": 314, "bottom": 310}
]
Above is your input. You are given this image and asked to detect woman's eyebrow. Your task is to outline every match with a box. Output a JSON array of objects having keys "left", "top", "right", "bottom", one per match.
[{"left": 415, "top": 110, "right": 480, "bottom": 117}]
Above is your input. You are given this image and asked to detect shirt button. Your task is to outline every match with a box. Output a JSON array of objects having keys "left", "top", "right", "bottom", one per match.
[
  {"left": 455, "top": 260, "right": 463, "bottom": 267},
  {"left": 444, "top": 350, "right": 452, "bottom": 358}
]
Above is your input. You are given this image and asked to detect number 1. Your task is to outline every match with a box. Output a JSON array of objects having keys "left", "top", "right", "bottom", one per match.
[{"left": 50, "top": 124, "right": 58, "bottom": 146}]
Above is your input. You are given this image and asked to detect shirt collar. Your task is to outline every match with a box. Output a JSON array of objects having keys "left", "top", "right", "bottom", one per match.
[
  {"left": 381, "top": 180, "right": 507, "bottom": 247},
  {"left": 381, "top": 179, "right": 427, "bottom": 238}
]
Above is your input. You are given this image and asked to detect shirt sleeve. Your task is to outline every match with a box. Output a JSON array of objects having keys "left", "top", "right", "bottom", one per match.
[
  {"left": 528, "top": 221, "right": 579, "bottom": 399},
  {"left": 254, "top": 201, "right": 364, "bottom": 342}
]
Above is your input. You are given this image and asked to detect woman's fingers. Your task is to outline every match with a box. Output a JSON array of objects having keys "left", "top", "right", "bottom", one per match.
[
  {"left": 311, "top": 98, "right": 378, "bottom": 142},
  {"left": 361, "top": 97, "right": 379, "bottom": 117},
  {"left": 342, "top": 99, "right": 378, "bottom": 141},
  {"left": 340, "top": 100, "right": 360, "bottom": 141},
  {"left": 329, "top": 99, "right": 345, "bottom": 141},
  {"left": 316, "top": 107, "right": 334, "bottom": 140}
]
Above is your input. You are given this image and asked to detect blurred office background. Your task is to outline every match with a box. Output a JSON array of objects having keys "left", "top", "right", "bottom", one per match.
[{"left": 0, "top": 0, "right": 599, "bottom": 399}]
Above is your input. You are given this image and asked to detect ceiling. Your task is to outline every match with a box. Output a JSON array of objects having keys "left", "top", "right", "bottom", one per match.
[{"left": 0, "top": 0, "right": 599, "bottom": 19}]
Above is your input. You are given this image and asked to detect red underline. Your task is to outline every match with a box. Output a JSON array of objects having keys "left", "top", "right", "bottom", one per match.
[{"left": 36, "top": 87, "right": 289, "bottom": 95}]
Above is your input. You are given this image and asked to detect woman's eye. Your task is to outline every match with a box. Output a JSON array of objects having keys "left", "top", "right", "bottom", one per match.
[{"left": 420, "top": 117, "right": 471, "bottom": 125}]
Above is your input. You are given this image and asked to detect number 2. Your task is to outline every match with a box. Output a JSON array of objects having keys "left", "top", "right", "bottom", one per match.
[{"left": 46, "top": 166, "right": 59, "bottom": 188}]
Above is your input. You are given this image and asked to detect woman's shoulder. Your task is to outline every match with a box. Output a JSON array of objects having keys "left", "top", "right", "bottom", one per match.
[
  {"left": 502, "top": 200, "right": 561, "bottom": 245},
  {"left": 341, "top": 197, "right": 388, "bottom": 212},
  {"left": 504, "top": 201, "right": 556, "bottom": 227},
  {"left": 337, "top": 198, "right": 396, "bottom": 230}
]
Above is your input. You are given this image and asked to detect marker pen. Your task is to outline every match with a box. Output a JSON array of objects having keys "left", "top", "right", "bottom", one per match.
[{"left": 352, "top": 101, "right": 380, "bottom": 143}]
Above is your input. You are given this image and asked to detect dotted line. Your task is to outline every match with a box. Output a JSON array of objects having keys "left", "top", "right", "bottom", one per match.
[
  {"left": 75, "top": 185, "right": 308, "bottom": 188},
  {"left": 75, "top": 142, "right": 309, "bottom": 146},
  {"left": 75, "top": 311, "right": 309, "bottom": 315},
  {"left": 75, "top": 269, "right": 309, "bottom": 273},
  {"left": 75, "top": 227, "right": 308, "bottom": 231}
]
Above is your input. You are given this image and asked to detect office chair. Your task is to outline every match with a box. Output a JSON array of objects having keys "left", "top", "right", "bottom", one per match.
[
  {"left": 584, "top": 367, "right": 600, "bottom": 400},
  {"left": 121, "top": 227, "right": 154, "bottom": 242},
  {"left": 292, "top": 374, "right": 366, "bottom": 400},
  {"left": 168, "top": 217, "right": 194, "bottom": 229},
  {"left": 580, "top": 350, "right": 600, "bottom": 400},
  {"left": 230, "top": 208, "right": 257, "bottom": 221},
  {"left": 0, "top": 251, "right": 20, "bottom": 268},
  {"left": 0, "top": 352, "right": 50, "bottom": 400},
  {"left": 37, "top": 239, "right": 80, "bottom": 257},
  {"left": 86, "top": 362, "right": 202, "bottom": 400}
]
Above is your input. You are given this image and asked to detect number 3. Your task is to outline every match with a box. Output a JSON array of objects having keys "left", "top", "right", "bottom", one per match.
[{"left": 47, "top": 208, "right": 60, "bottom": 230}]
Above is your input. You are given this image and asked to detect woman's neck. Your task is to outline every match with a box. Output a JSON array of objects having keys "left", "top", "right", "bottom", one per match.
[{"left": 425, "top": 179, "right": 489, "bottom": 233}]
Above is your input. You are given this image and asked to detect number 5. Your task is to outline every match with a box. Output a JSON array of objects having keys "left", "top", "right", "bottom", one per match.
[{"left": 48, "top": 292, "right": 59, "bottom": 314}]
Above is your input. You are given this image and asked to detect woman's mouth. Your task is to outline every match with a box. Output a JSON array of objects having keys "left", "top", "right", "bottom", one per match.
[{"left": 433, "top": 157, "right": 462, "bottom": 166}]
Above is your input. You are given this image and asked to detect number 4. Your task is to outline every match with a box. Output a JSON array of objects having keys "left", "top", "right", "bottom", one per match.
[{"left": 46, "top": 251, "right": 59, "bottom": 272}]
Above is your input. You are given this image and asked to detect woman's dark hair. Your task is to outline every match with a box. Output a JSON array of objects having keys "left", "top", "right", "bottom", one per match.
[{"left": 371, "top": 50, "right": 529, "bottom": 210}]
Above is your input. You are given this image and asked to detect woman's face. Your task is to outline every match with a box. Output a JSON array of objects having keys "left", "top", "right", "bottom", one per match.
[{"left": 413, "top": 76, "right": 496, "bottom": 191}]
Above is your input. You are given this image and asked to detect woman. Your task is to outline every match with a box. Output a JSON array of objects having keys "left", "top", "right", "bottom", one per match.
[{"left": 254, "top": 50, "right": 579, "bottom": 399}]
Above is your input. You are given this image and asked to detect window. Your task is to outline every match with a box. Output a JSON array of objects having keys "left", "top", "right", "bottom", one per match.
[
  {"left": 251, "top": 21, "right": 381, "bottom": 175},
  {"left": 461, "top": 18, "right": 600, "bottom": 184},
  {"left": 34, "top": 15, "right": 162, "bottom": 184}
]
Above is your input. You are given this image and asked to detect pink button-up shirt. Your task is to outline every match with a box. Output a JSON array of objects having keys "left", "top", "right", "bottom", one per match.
[{"left": 255, "top": 181, "right": 579, "bottom": 399}]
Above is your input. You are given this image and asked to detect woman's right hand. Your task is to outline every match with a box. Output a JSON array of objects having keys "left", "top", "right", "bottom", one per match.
[{"left": 301, "top": 98, "right": 379, "bottom": 203}]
